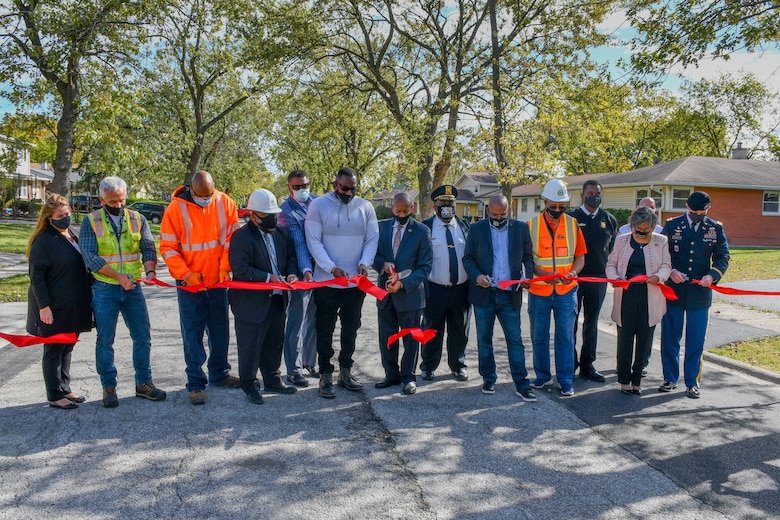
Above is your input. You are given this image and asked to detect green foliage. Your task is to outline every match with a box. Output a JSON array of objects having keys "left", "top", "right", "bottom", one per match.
[
  {"left": 608, "top": 208, "right": 632, "bottom": 228},
  {"left": 625, "top": 0, "right": 780, "bottom": 71}
]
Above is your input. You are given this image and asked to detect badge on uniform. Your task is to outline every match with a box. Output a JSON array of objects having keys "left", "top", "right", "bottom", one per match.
[
  {"left": 600, "top": 221, "right": 606, "bottom": 228},
  {"left": 674, "top": 245, "right": 679, "bottom": 252}
]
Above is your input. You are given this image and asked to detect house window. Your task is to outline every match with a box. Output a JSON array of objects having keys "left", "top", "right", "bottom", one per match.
[
  {"left": 763, "top": 192, "right": 780, "bottom": 214},
  {"left": 636, "top": 188, "right": 663, "bottom": 210},
  {"left": 534, "top": 199, "right": 542, "bottom": 212},
  {"left": 671, "top": 188, "right": 691, "bottom": 210},
  {"left": 521, "top": 198, "right": 528, "bottom": 213}
]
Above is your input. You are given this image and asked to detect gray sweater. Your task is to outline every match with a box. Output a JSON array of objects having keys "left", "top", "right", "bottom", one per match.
[{"left": 305, "top": 191, "right": 379, "bottom": 284}]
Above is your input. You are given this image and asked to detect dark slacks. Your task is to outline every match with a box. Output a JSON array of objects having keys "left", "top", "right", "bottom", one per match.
[
  {"left": 421, "top": 282, "right": 470, "bottom": 373},
  {"left": 574, "top": 280, "right": 607, "bottom": 369},
  {"left": 234, "top": 295, "right": 286, "bottom": 392},
  {"left": 42, "top": 342, "right": 75, "bottom": 401},
  {"left": 616, "top": 284, "right": 655, "bottom": 387},
  {"left": 378, "top": 301, "right": 423, "bottom": 383},
  {"left": 313, "top": 287, "right": 366, "bottom": 375}
]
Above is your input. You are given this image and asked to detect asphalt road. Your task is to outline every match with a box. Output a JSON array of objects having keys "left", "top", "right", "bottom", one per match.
[{"left": 0, "top": 265, "right": 778, "bottom": 519}]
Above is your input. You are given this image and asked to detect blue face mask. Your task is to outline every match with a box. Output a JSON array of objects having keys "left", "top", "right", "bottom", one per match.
[
  {"left": 292, "top": 189, "right": 310, "bottom": 203},
  {"left": 193, "top": 196, "right": 212, "bottom": 207}
]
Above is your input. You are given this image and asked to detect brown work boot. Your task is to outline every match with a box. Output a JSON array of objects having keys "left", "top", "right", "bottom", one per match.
[
  {"left": 189, "top": 389, "right": 206, "bottom": 405},
  {"left": 102, "top": 387, "right": 118, "bottom": 408},
  {"left": 212, "top": 374, "right": 241, "bottom": 388},
  {"left": 135, "top": 381, "right": 167, "bottom": 401}
]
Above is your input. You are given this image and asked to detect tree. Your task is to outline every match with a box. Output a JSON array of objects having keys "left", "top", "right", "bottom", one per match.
[
  {"left": 625, "top": 0, "right": 780, "bottom": 72},
  {"left": 0, "top": 0, "right": 153, "bottom": 197}
]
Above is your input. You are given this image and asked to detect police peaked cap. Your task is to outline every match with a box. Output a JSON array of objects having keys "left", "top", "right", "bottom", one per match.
[{"left": 431, "top": 184, "right": 457, "bottom": 201}]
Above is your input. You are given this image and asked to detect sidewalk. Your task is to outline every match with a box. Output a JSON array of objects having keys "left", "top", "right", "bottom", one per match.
[{"left": 0, "top": 265, "right": 778, "bottom": 519}]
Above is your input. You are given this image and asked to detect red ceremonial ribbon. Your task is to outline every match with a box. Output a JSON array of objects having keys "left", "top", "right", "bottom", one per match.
[
  {"left": 498, "top": 273, "right": 678, "bottom": 301},
  {"left": 387, "top": 328, "right": 437, "bottom": 349},
  {"left": 692, "top": 280, "right": 780, "bottom": 297},
  {"left": 0, "top": 331, "right": 78, "bottom": 348},
  {"left": 349, "top": 275, "right": 389, "bottom": 300}
]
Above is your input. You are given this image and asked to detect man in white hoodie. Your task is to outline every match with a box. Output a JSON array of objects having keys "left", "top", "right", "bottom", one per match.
[{"left": 305, "top": 167, "right": 380, "bottom": 398}]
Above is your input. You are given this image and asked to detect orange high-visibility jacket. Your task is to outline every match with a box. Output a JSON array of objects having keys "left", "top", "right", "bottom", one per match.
[
  {"left": 160, "top": 187, "right": 239, "bottom": 285},
  {"left": 527, "top": 212, "right": 587, "bottom": 296}
]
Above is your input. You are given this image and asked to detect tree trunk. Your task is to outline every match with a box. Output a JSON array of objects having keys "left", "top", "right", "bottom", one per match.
[
  {"left": 489, "top": 0, "right": 512, "bottom": 203},
  {"left": 184, "top": 135, "right": 204, "bottom": 186},
  {"left": 52, "top": 82, "right": 79, "bottom": 198}
]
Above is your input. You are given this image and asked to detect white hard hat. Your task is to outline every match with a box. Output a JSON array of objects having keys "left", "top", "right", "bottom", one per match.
[
  {"left": 247, "top": 189, "right": 282, "bottom": 214},
  {"left": 541, "top": 179, "right": 570, "bottom": 202}
]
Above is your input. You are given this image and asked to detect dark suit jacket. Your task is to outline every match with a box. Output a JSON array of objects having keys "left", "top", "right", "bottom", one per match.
[
  {"left": 462, "top": 219, "right": 535, "bottom": 309},
  {"left": 662, "top": 214, "right": 730, "bottom": 309},
  {"left": 228, "top": 223, "right": 299, "bottom": 323},
  {"left": 373, "top": 218, "right": 433, "bottom": 312}
]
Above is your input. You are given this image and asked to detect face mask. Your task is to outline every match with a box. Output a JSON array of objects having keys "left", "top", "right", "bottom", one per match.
[
  {"left": 257, "top": 214, "right": 277, "bottom": 231},
  {"left": 336, "top": 191, "right": 354, "bottom": 204},
  {"left": 292, "top": 189, "right": 310, "bottom": 203},
  {"left": 51, "top": 216, "right": 71, "bottom": 230},
  {"left": 584, "top": 195, "right": 601, "bottom": 209},
  {"left": 490, "top": 217, "right": 507, "bottom": 229},
  {"left": 104, "top": 205, "right": 123, "bottom": 217},
  {"left": 634, "top": 229, "right": 650, "bottom": 238},
  {"left": 193, "top": 196, "right": 212, "bottom": 207},
  {"left": 436, "top": 205, "right": 455, "bottom": 221},
  {"left": 546, "top": 207, "right": 564, "bottom": 219},
  {"left": 689, "top": 212, "right": 705, "bottom": 224},
  {"left": 394, "top": 214, "right": 410, "bottom": 226}
]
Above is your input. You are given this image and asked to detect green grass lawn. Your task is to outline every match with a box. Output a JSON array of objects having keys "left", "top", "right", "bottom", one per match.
[
  {"left": 720, "top": 248, "right": 780, "bottom": 282},
  {"left": 0, "top": 273, "right": 29, "bottom": 302},
  {"left": 0, "top": 223, "right": 35, "bottom": 254},
  {"left": 710, "top": 336, "right": 780, "bottom": 373}
]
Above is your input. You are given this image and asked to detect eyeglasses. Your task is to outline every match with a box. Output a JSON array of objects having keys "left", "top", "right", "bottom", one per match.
[
  {"left": 335, "top": 181, "right": 357, "bottom": 194},
  {"left": 547, "top": 204, "right": 567, "bottom": 211},
  {"left": 289, "top": 183, "right": 310, "bottom": 191}
]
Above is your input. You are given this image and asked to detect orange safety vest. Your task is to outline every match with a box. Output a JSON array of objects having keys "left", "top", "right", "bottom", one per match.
[
  {"left": 527, "top": 212, "right": 579, "bottom": 296},
  {"left": 159, "top": 188, "right": 239, "bottom": 285}
]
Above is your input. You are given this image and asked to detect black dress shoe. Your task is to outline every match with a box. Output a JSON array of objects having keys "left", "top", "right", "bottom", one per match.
[
  {"left": 287, "top": 374, "right": 310, "bottom": 387},
  {"left": 245, "top": 389, "right": 265, "bottom": 404},
  {"left": 452, "top": 368, "right": 469, "bottom": 381},
  {"left": 65, "top": 394, "right": 86, "bottom": 403},
  {"left": 421, "top": 370, "right": 434, "bottom": 381},
  {"left": 264, "top": 382, "right": 297, "bottom": 394},
  {"left": 581, "top": 369, "right": 606, "bottom": 382},
  {"left": 403, "top": 382, "right": 417, "bottom": 394},
  {"left": 375, "top": 377, "right": 401, "bottom": 389},
  {"left": 49, "top": 400, "right": 78, "bottom": 409}
]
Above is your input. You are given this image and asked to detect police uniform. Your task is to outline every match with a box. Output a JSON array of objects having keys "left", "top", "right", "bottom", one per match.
[{"left": 660, "top": 195, "right": 729, "bottom": 394}]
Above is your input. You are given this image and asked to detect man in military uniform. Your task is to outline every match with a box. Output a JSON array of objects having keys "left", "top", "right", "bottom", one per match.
[{"left": 660, "top": 191, "right": 729, "bottom": 398}]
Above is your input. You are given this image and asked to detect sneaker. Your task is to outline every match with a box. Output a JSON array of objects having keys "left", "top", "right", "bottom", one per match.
[
  {"left": 686, "top": 386, "right": 700, "bottom": 399},
  {"left": 304, "top": 365, "right": 319, "bottom": 378},
  {"left": 102, "top": 387, "right": 118, "bottom": 408},
  {"left": 530, "top": 378, "right": 553, "bottom": 389},
  {"left": 421, "top": 370, "right": 434, "bottom": 381},
  {"left": 658, "top": 381, "right": 677, "bottom": 393},
  {"left": 136, "top": 382, "right": 167, "bottom": 401},
  {"left": 189, "top": 389, "right": 206, "bottom": 405},
  {"left": 481, "top": 382, "right": 496, "bottom": 394},
  {"left": 560, "top": 384, "right": 574, "bottom": 397},
  {"left": 287, "top": 373, "right": 310, "bottom": 387},
  {"left": 212, "top": 374, "right": 241, "bottom": 388},
  {"left": 516, "top": 388, "right": 537, "bottom": 402}
]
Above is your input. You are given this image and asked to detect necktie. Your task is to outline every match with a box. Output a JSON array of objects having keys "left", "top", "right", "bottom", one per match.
[
  {"left": 445, "top": 225, "right": 458, "bottom": 285},
  {"left": 263, "top": 233, "right": 280, "bottom": 275},
  {"left": 393, "top": 224, "right": 403, "bottom": 258}
]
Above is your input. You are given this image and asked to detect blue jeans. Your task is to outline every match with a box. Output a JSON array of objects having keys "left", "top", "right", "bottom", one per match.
[
  {"left": 92, "top": 281, "right": 153, "bottom": 388},
  {"left": 176, "top": 287, "right": 231, "bottom": 391},
  {"left": 474, "top": 290, "right": 530, "bottom": 390},
  {"left": 283, "top": 289, "right": 317, "bottom": 376},
  {"left": 528, "top": 289, "right": 577, "bottom": 385},
  {"left": 661, "top": 305, "right": 709, "bottom": 387}
]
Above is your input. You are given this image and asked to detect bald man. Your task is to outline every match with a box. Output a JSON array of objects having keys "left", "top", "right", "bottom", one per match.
[
  {"left": 160, "top": 170, "right": 241, "bottom": 405},
  {"left": 619, "top": 198, "right": 663, "bottom": 235}
]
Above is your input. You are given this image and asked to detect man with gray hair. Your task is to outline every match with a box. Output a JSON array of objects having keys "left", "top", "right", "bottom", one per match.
[{"left": 80, "top": 176, "right": 167, "bottom": 408}]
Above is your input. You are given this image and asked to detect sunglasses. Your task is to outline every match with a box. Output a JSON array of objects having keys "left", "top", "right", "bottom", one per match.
[
  {"left": 335, "top": 181, "right": 357, "bottom": 193},
  {"left": 289, "top": 183, "right": 310, "bottom": 191}
]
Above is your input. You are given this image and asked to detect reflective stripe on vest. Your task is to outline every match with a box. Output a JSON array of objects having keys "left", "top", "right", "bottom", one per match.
[
  {"left": 176, "top": 193, "right": 233, "bottom": 252},
  {"left": 89, "top": 208, "right": 143, "bottom": 284}
]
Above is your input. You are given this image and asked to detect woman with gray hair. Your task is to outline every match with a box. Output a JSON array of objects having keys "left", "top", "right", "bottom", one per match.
[{"left": 606, "top": 207, "right": 671, "bottom": 395}]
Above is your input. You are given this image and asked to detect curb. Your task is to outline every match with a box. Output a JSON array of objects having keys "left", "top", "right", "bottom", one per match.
[{"left": 703, "top": 350, "right": 780, "bottom": 386}]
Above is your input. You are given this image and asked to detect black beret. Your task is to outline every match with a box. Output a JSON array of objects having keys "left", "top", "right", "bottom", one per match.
[
  {"left": 431, "top": 184, "right": 457, "bottom": 201},
  {"left": 687, "top": 191, "right": 711, "bottom": 211}
]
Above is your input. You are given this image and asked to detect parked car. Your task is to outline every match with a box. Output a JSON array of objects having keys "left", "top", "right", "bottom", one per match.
[
  {"left": 129, "top": 202, "right": 167, "bottom": 224},
  {"left": 238, "top": 206, "right": 252, "bottom": 222},
  {"left": 71, "top": 195, "right": 101, "bottom": 212}
]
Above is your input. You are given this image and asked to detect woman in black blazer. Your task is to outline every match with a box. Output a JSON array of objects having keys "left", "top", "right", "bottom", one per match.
[{"left": 27, "top": 194, "right": 93, "bottom": 409}]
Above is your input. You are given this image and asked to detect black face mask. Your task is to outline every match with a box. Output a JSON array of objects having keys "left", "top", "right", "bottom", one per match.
[
  {"left": 104, "top": 205, "right": 123, "bottom": 216},
  {"left": 584, "top": 195, "right": 601, "bottom": 209},
  {"left": 336, "top": 191, "right": 355, "bottom": 204},
  {"left": 436, "top": 205, "right": 455, "bottom": 221},
  {"left": 51, "top": 216, "right": 71, "bottom": 230},
  {"left": 634, "top": 229, "right": 650, "bottom": 238},
  {"left": 546, "top": 207, "right": 565, "bottom": 219},
  {"left": 689, "top": 212, "right": 705, "bottom": 224},
  {"left": 394, "top": 214, "right": 410, "bottom": 226},
  {"left": 256, "top": 214, "right": 277, "bottom": 231},
  {"left": 490, "top": 217, "right": 507, "bottom": 229}
]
